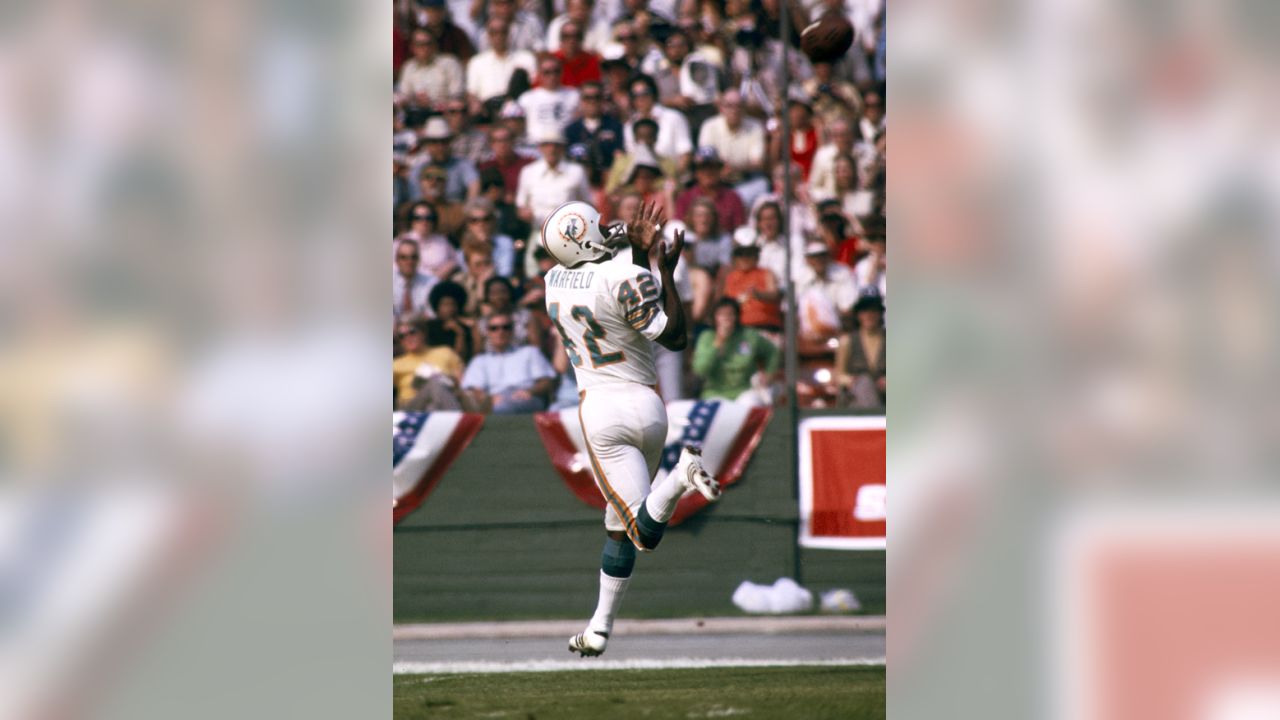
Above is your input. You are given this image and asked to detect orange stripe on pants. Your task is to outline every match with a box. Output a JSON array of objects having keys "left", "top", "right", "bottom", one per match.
[{"left": 577, "top": 395, "right": 640, "bottom": 545}]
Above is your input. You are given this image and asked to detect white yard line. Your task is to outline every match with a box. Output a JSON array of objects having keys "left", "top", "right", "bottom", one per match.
[
  {"left": 393, "top": 657, "right": 887, "bottom": 674},
  {"left": 393, "top": 615, "right": 886, "bottom": 640}
]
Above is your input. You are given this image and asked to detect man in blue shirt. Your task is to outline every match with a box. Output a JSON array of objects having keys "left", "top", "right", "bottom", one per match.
[
  {"left": 565, "top": 81, "right": 623, "bottom": 176},
  {"left": 461, "top": 312, "right": 557, "bottom": 413}
]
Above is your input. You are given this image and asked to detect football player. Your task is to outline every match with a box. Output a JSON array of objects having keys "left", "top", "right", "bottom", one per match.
[{"left": 541, "top": 199, "right": 721, "bottom": 657}]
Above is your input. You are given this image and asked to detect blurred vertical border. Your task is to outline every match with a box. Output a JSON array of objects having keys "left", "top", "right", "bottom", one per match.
[
  {"left": 0, "top": 1, "right": 390, "bottom": 718},
  {"left": 890, "top": 0, "right": 1280, "bottom": 718}
]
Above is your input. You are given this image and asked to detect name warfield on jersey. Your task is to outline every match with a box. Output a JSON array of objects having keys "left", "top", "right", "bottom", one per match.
[{"left": 544, "top": 256, "right": 669, "bottom": 391}]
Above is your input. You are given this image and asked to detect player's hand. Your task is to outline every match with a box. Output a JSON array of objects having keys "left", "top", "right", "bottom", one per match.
[
  {"left": 659, "top": 227, "right": 684, "bottom": 275},
  {"left": 626, "top": 201, "right": 666, "bottom": 256}
]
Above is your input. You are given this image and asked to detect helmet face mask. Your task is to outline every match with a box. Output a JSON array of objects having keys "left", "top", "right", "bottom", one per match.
[{"left": 540, "top": 201, "right": 621, "bottom": 268}]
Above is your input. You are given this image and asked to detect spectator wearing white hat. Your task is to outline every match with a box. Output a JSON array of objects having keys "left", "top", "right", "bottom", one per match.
[
  {"left": 796, "top": 241, "right": 857, "bottom": 343},
  {"left": 515, "top": 128, "right": 591, "bottom": 271},
  {"left": 410, "top": 117, "right": 480, "bottom": 203},
  {"left": 497, "top": 100, "right": 539, "bottom": 157}
]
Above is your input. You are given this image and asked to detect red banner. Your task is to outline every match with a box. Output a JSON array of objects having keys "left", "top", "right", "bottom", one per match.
[
  {"left": 799, "top": 416, "right": 885, "bottom": 549},
  {"left": 393, "top": 411, "right": 485, "bottom": 525}
]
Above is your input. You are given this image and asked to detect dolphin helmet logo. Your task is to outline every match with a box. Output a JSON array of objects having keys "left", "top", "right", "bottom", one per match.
[{"left": 557, "top": 212, "right": 588, "bottom": 247}]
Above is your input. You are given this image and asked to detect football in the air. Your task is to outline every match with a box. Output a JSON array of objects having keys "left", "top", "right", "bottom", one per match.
[{"left": 800, "top": 14, "right": 854, "bottom": 63}]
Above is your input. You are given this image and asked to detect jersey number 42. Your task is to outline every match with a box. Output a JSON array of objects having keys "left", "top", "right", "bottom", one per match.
[{"left": 549, "top": 302, "right": 624, "bottom": 369}]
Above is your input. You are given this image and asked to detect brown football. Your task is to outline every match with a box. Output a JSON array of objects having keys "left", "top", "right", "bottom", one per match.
[{"left": 800, "top": 14, "right": 855, "bottom": 63}]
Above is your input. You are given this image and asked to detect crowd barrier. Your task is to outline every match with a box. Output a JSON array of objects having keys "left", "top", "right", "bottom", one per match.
[{"left": 393, "top": 407, "right": 885, "bottom": 623}]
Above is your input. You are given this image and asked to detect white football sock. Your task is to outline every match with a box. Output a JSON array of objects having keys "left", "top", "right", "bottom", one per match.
[
  {"left": 644, "top": 468, "right": 688, "bottom": 523},
  {"left": 588, "top": 571, "right": 631, "bottom": 634}
]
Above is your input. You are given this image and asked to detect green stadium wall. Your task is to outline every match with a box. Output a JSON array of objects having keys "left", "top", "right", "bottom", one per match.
[{"left": 393, "top": 410, "right": 885, "bottom": 623}]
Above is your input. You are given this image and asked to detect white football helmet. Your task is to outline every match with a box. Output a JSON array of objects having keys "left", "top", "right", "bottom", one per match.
[{"left": 540, "top": 201, "right": 626, "bottom": 268}]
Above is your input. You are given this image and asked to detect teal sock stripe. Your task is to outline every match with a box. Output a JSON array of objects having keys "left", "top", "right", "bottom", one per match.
[
  {"left": 635, "top": 502, "right": 666, "bottom": 550},
  {"left": 601, "top": 536, "right": 636, "bottom": 578}
]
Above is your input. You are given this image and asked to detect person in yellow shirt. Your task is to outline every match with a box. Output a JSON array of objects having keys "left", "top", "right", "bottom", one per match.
[{"left": 393, "top": 319, "right": 465, "bottom": 407}]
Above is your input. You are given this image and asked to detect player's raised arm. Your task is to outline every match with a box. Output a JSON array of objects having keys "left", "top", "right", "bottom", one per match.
[
  {"left": 627, "top": 201, "right": 664, "bottom": 269},
  {"left": 653, "top": 228, "right": 688, "bottom": 351}
]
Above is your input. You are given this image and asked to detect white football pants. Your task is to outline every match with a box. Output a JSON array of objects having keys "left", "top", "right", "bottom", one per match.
[{"left": 577, "top": 383, "right": 668, "bottom": 543}]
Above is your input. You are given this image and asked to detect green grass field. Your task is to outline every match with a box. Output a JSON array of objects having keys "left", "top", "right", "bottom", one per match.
[{"left": 393, "top": 665, "right": 885, "bottom": 719}]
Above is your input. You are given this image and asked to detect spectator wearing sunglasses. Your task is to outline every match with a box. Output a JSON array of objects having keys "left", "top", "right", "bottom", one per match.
[
  {"left": 415, "top": 164, "right": 466, "bottom": 238},
  {"left": 477, "top": 275, "right": 545, "bottom": 351},
  {"left": 564, "top": 81, "right": 623, "bottom": 176},
  {"left": 443, "top": 97, "right": 487, "bottom": 164},
  {"left": 461, "top": 312, "right": 558, "bottom": 414},
  {"left": 457, "top": 197, "right": 517, "bottom": 278},
  {"left": 553, "top": 22, "right": 602, "bottom": 87},
  {"left": 621, "top": 74, "right": 692, "bottom": 176},
  {"left": 476, "top": 0, "right": 546, "bottom": 55},
  {"left": 517, "top": 56, "right": 580, "bottom": 140},
  {"left": 397, "top": 200, "right": 459, "bottom": 280},
  {"left": 608, "top": 19, "right": 661, "bottom": 73},
  {"left": 547, "top": 0, "right": 613, "bottom": 53},
  {"left": 393, "top": 319, "right": 466, "bottom": 408},
  {"left": 412, "top": 116, "right": 480, "bottom": 204},
  {"left": 397, "top": 30, "right": 463, "bottom": 111},
  {"left": 393, "top": 239, "right": 439, "bottom": 321}
]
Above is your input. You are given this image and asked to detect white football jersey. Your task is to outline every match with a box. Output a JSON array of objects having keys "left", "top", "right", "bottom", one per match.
[{"left": 544, "top": 255, "right": 669, "bottom": 391}]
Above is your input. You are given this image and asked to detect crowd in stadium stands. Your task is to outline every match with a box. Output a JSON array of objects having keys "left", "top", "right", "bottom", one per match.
[{"left": 393, "top": 0, "right": 885, "bottom": 414}]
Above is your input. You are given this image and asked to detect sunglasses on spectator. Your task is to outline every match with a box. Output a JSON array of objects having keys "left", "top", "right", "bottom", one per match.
[
  {"left": 397, "top": 253, "right": 420, "bottom": 260},
  {"left": 581, "top": 93, "right": 601, "bottom": 101},
  {"left": 488, "top": 323, "right": 513, "bottom": 331},
  {"left": 561, "top": 32, "right": 582, "bottom": 39},
  {"left": 413, "top": 213, "right": 437, "bottom": 221},
  {"left": 617, "top": 34, "right": 636, "bottom": 41}
]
